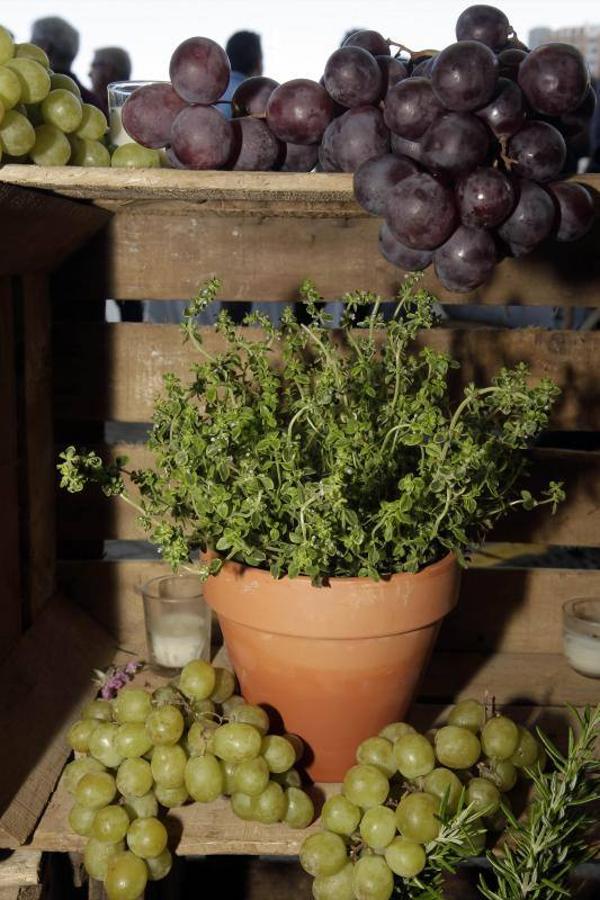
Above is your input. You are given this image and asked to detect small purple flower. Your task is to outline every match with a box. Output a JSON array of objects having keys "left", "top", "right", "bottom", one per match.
[{"left": 93, "top": 659, "right": 146, "bottom": 699}]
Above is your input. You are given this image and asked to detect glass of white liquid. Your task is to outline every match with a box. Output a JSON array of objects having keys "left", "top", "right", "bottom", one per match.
[
  {"left": 563, "top": 598, "right": 600, "bottom": 679},
  {"left": 107, "top": 80, "right": 163, "bottom": 147},
  {"left": 142, "top": 574, "right": 212, "bottom": 674}
]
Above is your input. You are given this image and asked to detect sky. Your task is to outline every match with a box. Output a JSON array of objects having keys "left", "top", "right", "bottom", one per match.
[{"left": 3, "top": 0, "right": 600, "bottom": 87}]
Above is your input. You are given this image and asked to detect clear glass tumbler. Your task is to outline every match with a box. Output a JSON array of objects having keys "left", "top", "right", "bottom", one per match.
[
  {"left": 141, "top": 574, "right": 212, "bottom": 674},
  {"left": 107, "top": 80, "right": 162, "bottom": 146},
  {"left": 562, "top": 597, "right": 600, "bottom": 679}
]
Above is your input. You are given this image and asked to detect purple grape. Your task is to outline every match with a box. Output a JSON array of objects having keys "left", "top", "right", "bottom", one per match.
[
  {"left": 410, "top": 56, "right": 436, "bottom": 78},
  {"left": 518, "top": 43, "right": 590, "bottom": 116},
  {"left": 455, "top": 5, "right": 512, "bottom": 51},
  {"left": 508, "top": 121, "right": 567, "bottom": 182},
  {"left": 266, "top": 79, "right": 333, "bottom": 145},
  {"left": 376, "top": 56, "right": 409, "bottom": 97},
  {"left": 170, "top": 105, "right": 234, "bottom": 169},
  {"left": 232, "top": 76, "right": 279, "bottom": 117},
  {"left": 121, "top": 83, "right": 187, "bottom": 149},
  {"left": 169, "top": 37, "right": 230, "bottom": 104},
  {"left": 390, "top": 133, "right": 424, "bottom": 164},
  {"left": 323, "top": 47, "right": 382, "bottom": 108},
  {"left": 379, "top": 222, "right": 433, "bottom": 270},
  {"left": 456, "top": 167, "right": 515, "bottom": 228},
  {"left": 386, "top": 173, "right": 458, "bottom": 250},
  {"left": 354, "top": 153, "right": 419, "bottom": 215},
  {"left": 498, "top": 48, "right": 527, "bottom": 81},
  {"left": 497, "top": 178, "right": 556, "bottom": 252},
  {"left": 227, "top": 117, "right": 280, "bottom": 171},
  {"left": 548, "top": 182, "right": 595, "bottom": 241},
  {"left": 384, "top": 77, "right": 444, "bottom": 140},
  {"left": 434, "top": 225, "right": 497, "bottom": 292},
  {"left": 558, "top": 86, "right": 597, "bottom": 139},
  {"left": 421, "top": 112, "right": 491, "bottom": 177},
  {"left": 332, "top": 106, "right": 390, "bottom": 173},
  {"left": 431, "top": 41, "right": 499, "bottom": 112},
  {"left": 165, "top": 146, "right": 186, "bottom": 169},
  {"left": 319, "top": 117, "right": 342, "bottom": 171},
  {"left": 475, "top": 77, "right": 525, "bottom": 139},
  {"left": 343, "top": 30, "right": 390, "bottom": 57},
  {"left": 278, "top": 142, "right": 319, "bottom": 172}
]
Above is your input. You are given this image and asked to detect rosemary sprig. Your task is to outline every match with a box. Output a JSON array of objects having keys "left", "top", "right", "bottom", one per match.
[{"left": 480, "top": 704, "right": 600, "bottom": 900}]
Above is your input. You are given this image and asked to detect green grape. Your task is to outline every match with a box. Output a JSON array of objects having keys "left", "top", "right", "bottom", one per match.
[
  {"left": 466, "top": 777, "right": 501, "bottom": 815},
  {"left": 68, "top": 718, "right": 100, "bottom": 752},
  {"left": 151, "top": 744, "right": 187, "bottom": 788},
  {"left": 115, "top": 723, "right": 153, "bottom": 759},
  {"left": 222, "top": 694, "right": 245, "bottom": 717},
  {"left": 126, "top": 816, "right": 168, "bottom": 858},
  {"left": 41, "top": 88, "right": 82, "bottom": 133},
  {"left": 220, "top": 759, "right": 238, "bottom": 796},
  {"left": 0, "top": 109, "right": 35, "bottom": 156},
  {"left": 484, "top": 759, "right": 517, "bottom": 792},
  {"left": 283, "top": 733, "right": 304, "bottom": 763},
  {"left": 83, "top": 837, "right": 125, "bottom": 881},
  {"left": 481, "top": 716, "right": 519, "bottom": 761},
  {"left": 210, "top": 667, "right": 236, "bottom": 703},
  {"left": 116, "top": 758, "right": 153, "bottom": 798},
  {"left": 356, "top": 737, "right": 396, "bottom": 778},
  {"left": 185, "top": 753, "right": 223, "bottom": 802},
  {"left": 145, "top": 705, "right": 184, "bottom": 745},
  {"left": 25, "top": 100, "right": 44, "bottom": 125},
  {"left": 509, "top": 727, "right": 539, "bottom": 769},
  {"left": 322, "top": 794, "right": 361, "bottom": 836},
  {"left": 68, "top": 803, "right": 97, "bottom": 836},
  {"left": 186, "top": 720, "right": 217, "bottom": 756},
  {"left": 261, "top": 735, "right": 296, "bottom": 773},
  {"left": 343, "top": 765, "right": 389, "bottom": 809},
  {"left": 4, "top": 58, "right": 50, "bottom": 104},
  {"left": 448, "top": 699, "right": 486, "bottom": 733},
  {"left": 111, "top": 142, "right": 161, "bottom": 168},
  {"left": 82, "top": 699, "right": 113, "bottom": 721},
  {"left": 272, "top": 768, "right": 302, "bottom": 788},
  {"left": 146, "top": 848, "right": 173, "bottom": 881},
  {"left": 76, "top": 103, "right": 107, "bottom": 140},
  {"left": 50, "top": 72, "right": 81, "bottom": 97},
  {"left": 230, "top": 704, "right": 270, "bottom": 735},
  {"left": 0, "top": 66, "right": 21, "bottom": 109},
  {"left": 434, "top": 726, "right": 481, "bottom": 769},
  {"left": 395, "top": 792, "right": 440, "bottom": 843},
  {"left": 213, "top": 722, "right": 262, "bottom": 763},
  {"left": 75, "top": 771, "right": 117, "bottom": 810},
  {"left": 152, "top": 684, "right": 182, "bottom": 707},
  {"left": 231, "top": 791, "right": 256, "bottom": 820},
  {"left": 179, "top": 659, "right": 216, "bottom": 700},
  {"left": 92, "top": 805, "right": 130, "bottom": 843},
  {"left": 253, "top": 780, "right": 287, "bottom": 824},
  {"left": 313, "top": 862, "right": 355, "bottom": 900},
  {"left": 233, "top": 756, "right": 269, "bottom": 796},
  {"left": 384, "top": 836, "right": 426, "bottom": 878},
  {"left": 154, "top": 783, "right": 189, "bottom": 808},
  {"left": 424, "top": 728, "right": 438, "bottom": 746},
  {"left": 352, "top": 855, "right": 394, "bottom": 900},
  {"left": 300, "top": 831, "right": 348, "bottom": 877},
  {"left": 394, "top": 733, "right": 435, "bottom": 779},
  {"left": 190, "top": 698, "right": 216, "bottom": 723},
  {"left": 456, "top": 827, "right": 487, "bottom": 858},
  {"left": 113, "top": 689, "right": 152, "bottom": 724},
  {"left": 122, "top": 791, "right": 158, "bottom": 819},
  {"left": 105, "top": 850, "right": 148, "bottom": 900},
  {"left": 89, "top": 723, "right": 123, "bottom": 768},
  {"left": 31, "top": 124, "right": 71, "bottom": 165},
  {"left": 64, "top": 757, "right": 106, "bottom": 795},
  {"left": 379, "top": 722, "right": 415, "bottom": 743},
  {"left": 359, "top": 805, "right": 397, "bottom": 850},
  {"left": 15, "top": 44, "right": 49, "bottom": 67},
  {"left": 423, "top": 767, "right": 463, "bottom": 814},
  {"left": 0, "top": 27, "right": 14, "bottom": 65},
  {"left": 284, "top": 787, "right": 314, "bottom": 829}
]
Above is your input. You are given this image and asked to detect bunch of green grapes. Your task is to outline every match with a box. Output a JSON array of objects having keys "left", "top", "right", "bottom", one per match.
[
  {"left": 0, "top": 24, "right": 109, "bottom": 167},
  {"left": 300, "top": 699, "right": 545, "bottom": 900},
  {"left": 65, "top": 659, "right": 314, "bottom": 899}
]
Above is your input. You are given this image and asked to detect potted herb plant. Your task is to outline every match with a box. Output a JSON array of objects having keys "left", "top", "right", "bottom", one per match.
[{"left": 59, "top": 277, "right": 564, "bottom": 781}]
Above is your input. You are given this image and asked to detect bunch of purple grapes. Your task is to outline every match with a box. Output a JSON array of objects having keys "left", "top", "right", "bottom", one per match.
[{"left": 122, "top": 4, "right": 597, "bottom": 292}]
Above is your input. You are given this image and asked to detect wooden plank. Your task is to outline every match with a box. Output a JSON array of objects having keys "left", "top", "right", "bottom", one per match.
[
  {"left": 53, "top": 323, "right": 600, "bottom": 428},
  {"left": 56, "top": 445, "right": 600, "bottom": 547},
  {"left": 0, "top": 852, "right": 41, "bottom": 887},
  {"left": 0, "top": 596, "right": 115, "bottom": 848},
  {"left": 0, "top": 889, "right": 42, "bottom": 900}
]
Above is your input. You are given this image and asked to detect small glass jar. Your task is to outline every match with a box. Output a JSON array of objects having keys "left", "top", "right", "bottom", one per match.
[
  {"left": 563, "top": 598, "right": 600, "bottom": 679},
  {"left": 141, "top": 574, "right": 212, "bottom": 674},
  {"left": 107, "top": 80, "right": 162, "bottom": 147}
]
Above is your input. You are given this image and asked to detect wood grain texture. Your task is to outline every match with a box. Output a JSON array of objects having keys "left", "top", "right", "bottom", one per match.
[
  {"left": 0, "top": 852, "right": 41, "bottom": 887},
  {"left": 53, "top": 323, "right": 600, "bottom": 428}
]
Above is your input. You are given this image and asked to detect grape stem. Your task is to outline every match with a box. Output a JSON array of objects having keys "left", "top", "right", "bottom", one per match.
[{"left": 387, "top": 40, "right": 439, "bottom": 59}]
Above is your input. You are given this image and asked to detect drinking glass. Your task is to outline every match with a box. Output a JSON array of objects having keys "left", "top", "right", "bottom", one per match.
[
  {"left": 562, "top": 597, "right": 600, "bottom": 678},
  {"left": 141, "top": 574, "right": 212, "bottom": 674},
  {"left": 107, "top": 80, "right": 162, "bottom": 146}
]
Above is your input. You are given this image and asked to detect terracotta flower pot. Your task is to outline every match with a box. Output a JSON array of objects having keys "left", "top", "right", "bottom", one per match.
[{"left": 203, "top": 553, "right": 460, "bottom": 782}]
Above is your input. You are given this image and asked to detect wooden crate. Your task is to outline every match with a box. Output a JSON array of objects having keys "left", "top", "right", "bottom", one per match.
[{"left": 0, "top": 167, "right": 599, "bottom": 860}]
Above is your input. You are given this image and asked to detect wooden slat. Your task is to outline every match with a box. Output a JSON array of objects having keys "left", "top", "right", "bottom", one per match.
[
  {"left": 53, "top": 323, "right": 600, "bottom": 428},
  {"left": 0, "top": 852, "right": 41, "bottom": 887},
  {"left": 0, "top": 596, "right": 115, "bottom": 847}
]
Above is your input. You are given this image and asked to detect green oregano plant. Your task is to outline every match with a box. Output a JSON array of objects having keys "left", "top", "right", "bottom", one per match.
[{"left": 59, "top": 276, "right": 564, "bottom": 583}]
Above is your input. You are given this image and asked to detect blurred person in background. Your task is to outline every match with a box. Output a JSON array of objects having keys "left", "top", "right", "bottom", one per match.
[
  {"left": 216, "top": 30, "right": 262, "bottom": 119},
  {"left": 89, "top": 47, "right": 132, "bottom": 115},
  {"left": 31, "top": 16, "right": 99, "bottom": 107}
]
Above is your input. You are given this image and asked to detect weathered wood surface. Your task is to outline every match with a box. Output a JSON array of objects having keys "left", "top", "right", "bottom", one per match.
[
  {"left": 53, "top": 323, "right": 600, "bottom": 428},
  {"left": 0, "top": 851, "right": 41, "bottom": 887},
  {"left": 0, "top": 597, "right": 115, "bottom": 847}
]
